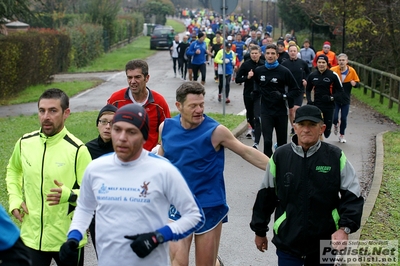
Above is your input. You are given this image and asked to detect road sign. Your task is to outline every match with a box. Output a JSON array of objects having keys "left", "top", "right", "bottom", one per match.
[{"left": 211, "top": 0, "right": 238, "bottom": 16}]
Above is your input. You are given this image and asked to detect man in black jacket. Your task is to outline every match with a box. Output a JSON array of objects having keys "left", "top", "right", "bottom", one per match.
[
  {"left": 236, "top": 45, "right": 265, "bottom": 149},
  {"left": 253, "top": 44, "right": 301, "bottom": 157},
  {"left": 177, "top": 35, "right": 190, "bottom": 80},
  {"left": 306, "top": 54, "right": 343, "bottom": 139},
  {"left": 281, "top": 44, "right": 310, "bottom": 136},
  {"left": 250, "top": 105, "right": 364, "bottom": 265}
]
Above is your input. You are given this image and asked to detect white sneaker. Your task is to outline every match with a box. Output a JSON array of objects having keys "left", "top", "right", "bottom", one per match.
[
  {"left": 339, "top": 135, "right": 346, "bottom": 143},
  {"left": 246, "top": 129, "right": 252, "bottom": 139}
]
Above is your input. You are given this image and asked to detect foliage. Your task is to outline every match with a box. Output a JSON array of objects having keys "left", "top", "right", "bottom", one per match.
[
  {"left": 0, "top": 0, "right": 41, "bottom": 23},
  {"left": 276, "top": 0, "right": 315, "bottom": 33},
  {"left": 0, "top": 29, "right": 70, "bottom": 98},
  {"left": 24, "top": 13, "right": 85, "bottom": 28},
  {"left": 141, "top": 0, "right": 175, "bottom": 25},
  {"left": 83, "top": 0, "right": 123, "bottom": 39},
  {"left": 279, "top": 0, "right": 400, "bottom": 74},
  {"left": 59, "top": 23, "right": 104, "bottom": 68}
]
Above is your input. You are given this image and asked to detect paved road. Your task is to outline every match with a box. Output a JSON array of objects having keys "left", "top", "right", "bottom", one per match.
[{"left": 1, "top": 45, "right": 398, "bottom": 266}]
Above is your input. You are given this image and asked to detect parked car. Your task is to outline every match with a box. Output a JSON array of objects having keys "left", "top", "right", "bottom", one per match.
[{"left": 150, "top": 26, "right": 174, "bottom": 50}]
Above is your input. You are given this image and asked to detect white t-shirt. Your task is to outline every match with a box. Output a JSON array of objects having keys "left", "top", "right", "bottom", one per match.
[{"left": 69, "top": 150, "right": 203, "bottom": 266}]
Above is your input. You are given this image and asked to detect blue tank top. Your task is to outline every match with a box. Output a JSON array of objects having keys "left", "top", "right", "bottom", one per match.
[{"left": 162, "top": 115, "right": 226, "bottom": 207}]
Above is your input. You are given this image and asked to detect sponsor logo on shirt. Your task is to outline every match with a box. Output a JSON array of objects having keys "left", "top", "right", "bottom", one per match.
[{"left": 315, "top": 166, "right": 332, "bottom": 173}]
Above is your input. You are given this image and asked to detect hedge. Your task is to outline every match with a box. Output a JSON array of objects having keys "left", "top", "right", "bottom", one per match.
[{"left": 0, "top": 29, "right": 70, "bottom": 98}]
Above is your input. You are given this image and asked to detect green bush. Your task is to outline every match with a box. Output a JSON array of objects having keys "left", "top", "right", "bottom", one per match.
[
  {"left": 103, "top": 12, "right": 145, "bottom": 51},
  {"left": 0, "top": 30, "right": 70, "bottom": 98},
  {"left": 60, "top": 24, "right": 104, "bottom": 68},
  {"left": 26, "top": 13, "right": 85, "bottom": 29}
]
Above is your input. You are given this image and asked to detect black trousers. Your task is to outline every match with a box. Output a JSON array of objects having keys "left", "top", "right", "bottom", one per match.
[
  {"left": 178, "top": 58, "right": 188, "bottom": 78},
  {"left": 27, "top": 245, "right": 84, "bottom": 266},
  {"left": 316, "top": 105, "right": 334, "bottom": 138},
  {"left": 244, "top": 95, "right": 261, "bottom": 144},
  {"left": 192, "top": 63, "right": 206, "bottom": 82},
  {"left": 261, "top": 113, "right": 288, "bottom": 157},
  {"left": 0, "top": 238, "right": 32, "bottom": 266},
  {"left": 218, "top": 74, "right": 231, "bottom": 98}
]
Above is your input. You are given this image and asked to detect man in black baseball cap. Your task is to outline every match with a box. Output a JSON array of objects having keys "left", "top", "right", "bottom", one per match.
[
  {"left": 250, "top": 104, "right": 363, "bottom": 264},
  {"left": 294, "top": 104, "right": 324, "bottom": 123},
  {"left": 293, "top": 105, "right": 326, "bottom": 150}
]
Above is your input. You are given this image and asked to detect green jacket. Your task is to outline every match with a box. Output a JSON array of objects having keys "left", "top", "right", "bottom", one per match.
[{"left": 6, "top": 127, "right": 92, "bottom": 252}]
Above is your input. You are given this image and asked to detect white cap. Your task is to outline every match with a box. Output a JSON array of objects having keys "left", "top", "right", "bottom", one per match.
[
  {"left": 227, "top": 36, "right": 233, "bottom": 41},
  {"left": 186, "top": 32, "right": 190, "bottom": 36}
]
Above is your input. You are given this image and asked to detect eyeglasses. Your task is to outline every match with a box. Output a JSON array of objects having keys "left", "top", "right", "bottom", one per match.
[{"left": 98, "top": 120, "right": 112, "bottom": 125}]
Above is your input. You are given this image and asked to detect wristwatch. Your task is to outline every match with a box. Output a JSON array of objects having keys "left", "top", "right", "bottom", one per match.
[
  {"left": 340, "top": 227, "right": 351, "bottom": 234},
  {"left": 154, "top": 231, "right": 164, "bottom": 244}
]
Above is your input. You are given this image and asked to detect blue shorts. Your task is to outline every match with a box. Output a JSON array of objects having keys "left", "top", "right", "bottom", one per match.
[{"left": 169, "top": 204, "right": 229, "bottom": 235}]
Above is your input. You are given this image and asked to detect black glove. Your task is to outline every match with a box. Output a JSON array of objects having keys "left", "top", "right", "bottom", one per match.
[
  {"left": 59, "top": 239, "right": 79, "bottom": 265},
  {"left": 124, "top": 232, "right": 159, "bottom": 258},
  {"left": 321, "top": 95, "right": 334, "bottom": 102}
]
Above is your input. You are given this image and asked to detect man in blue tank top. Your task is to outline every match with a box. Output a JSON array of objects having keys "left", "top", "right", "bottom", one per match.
[{"left": 158, "top": 81, "right": 270, "bottom": 266}]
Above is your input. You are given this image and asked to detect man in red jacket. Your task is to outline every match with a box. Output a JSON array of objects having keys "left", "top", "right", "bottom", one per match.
[
  {"left": 107, "top": 60, "right": 171, "bottom": 151},
  {"left": 312, "top": 41, "right": 338, "bottom": 68}
]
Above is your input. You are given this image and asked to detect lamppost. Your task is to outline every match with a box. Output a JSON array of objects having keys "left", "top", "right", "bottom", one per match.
[
  {"left": 342, "top": 0, "right": 346, "bottom": 53},
  {"left": 249, "top": 0, "right": 253, "bottom": 21},
  {"left": 261, "top": 0, "right": 264, "bottom": 25}
]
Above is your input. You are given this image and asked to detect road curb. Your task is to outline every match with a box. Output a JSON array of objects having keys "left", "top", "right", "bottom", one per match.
[
  {"left": 350, "top": 131, "right": 386, "bottom": 241},
  {"left": 232, "top": 119, "right": 248, "bottom": 138}
]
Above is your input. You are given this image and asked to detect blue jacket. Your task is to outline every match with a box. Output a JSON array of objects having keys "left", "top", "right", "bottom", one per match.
[{"left": 186, "top": 40, "right": 208, "bottom": 65}]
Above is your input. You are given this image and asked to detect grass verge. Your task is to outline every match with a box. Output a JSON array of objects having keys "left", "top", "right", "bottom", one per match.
[
  {"left": 353, "top": 86, "right": 400, "bottom": 263},
  {"left": 68, "top": 36, "right": 156, "bottom": 73},
  {"left": 360, "top": 131, "right": 400, "bottom": 264},
  {"left": 352, "top": 88, "right": 400, "bottom": 125},
  {"left": 0, "top": 80, "right": 102, "bottom": 106},
  {"left": 0, "top": 111, "right": 245, "bottom": 208}
]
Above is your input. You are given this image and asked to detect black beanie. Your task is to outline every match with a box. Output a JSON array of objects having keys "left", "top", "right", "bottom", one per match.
[
  {"left": 317, "top": 54, "right": 329, "bottom": 64},
  {"left": 96, "top": 104, "right": 117, "bottom": 126},
  {"left": 112, "top": 104, "right": 149, "bottom": 140}
]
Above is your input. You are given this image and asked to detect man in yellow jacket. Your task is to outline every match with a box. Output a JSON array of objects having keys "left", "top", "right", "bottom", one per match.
[{"left": 6, "top": 88, "right": 92, "bottom": 266}]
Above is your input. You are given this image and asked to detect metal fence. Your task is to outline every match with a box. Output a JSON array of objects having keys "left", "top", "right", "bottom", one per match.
[{"left": 349, "top": 61, "right": 400, "bottom": 113}]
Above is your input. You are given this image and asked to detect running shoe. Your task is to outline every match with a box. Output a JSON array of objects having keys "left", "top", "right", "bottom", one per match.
[
  {"left": 273, "top": 143, "right": 278, "bottom": 150},
  {"left": 339, "top": 135, "right": 347, "bottom": 143},
  {"left": 246, "top": 129, "right": 252, "bottom": 139},
  {"left": 334, "top": 125, "right": 338, "bottom": 135}
]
